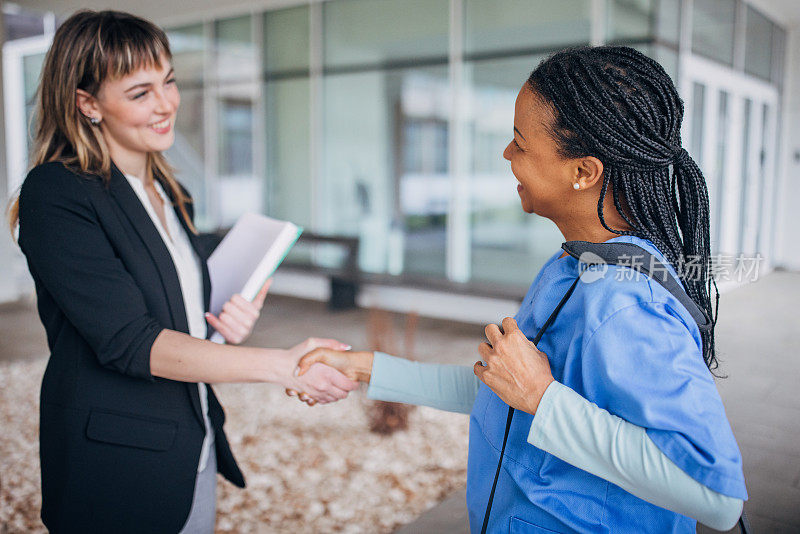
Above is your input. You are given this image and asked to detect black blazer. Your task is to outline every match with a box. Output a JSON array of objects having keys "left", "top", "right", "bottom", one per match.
[{"left": 18, "top": 161, "right": 245, "bottom": 533}]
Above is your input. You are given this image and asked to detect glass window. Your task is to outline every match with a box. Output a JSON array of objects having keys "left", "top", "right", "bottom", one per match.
[
  {"left": 754, "top": 103, "right": 769, "bottom": 254},
  {"left": 466, "top": 55, "right": 564, "bottom": 287},
  {"left": 264, "top": 79, "right": 312, "bottom": 228},
  {"left": 4, "top": 9, "right": 45, "bottom": 41},
  {"left": 213, "top": 15, "right": 258, "bottom": 226},
  {"left": 654, "top": 0, "right": 681, "bottom": 44},
  {"left": 22, "top": 52, "right": 46, "bottom": 158},
  {"left": 737, "top": 98, "right": 752, "bottom": 254},
  {"left": 632, "top": 44, "right": 679, "bottom": 83},
  {"left": 167, "top": 88, "right": 210, "bottom": 229},
  {"left": 465, "top": 0, "right": 591, "bottom": 56},
  {"left": 689, "top": 82, "right": 705, "bottom": 166},
  {"left": 216, "top": 89, "right": 259, "bottom": 226},
  {"left": 608, "top": 0, "right": 651, "bottom": 42},
  {"left": 323, "top": 0, "right": 449, "bottom": 69},
  {"left": 262, "top": 6, "right": 312, "bottom": 235},
  {"left": 744, "top": 6, "right": 773, "bottom": 81},
  {"left": 711, "top": 91, "right": 729, "bottom": 254},
  {"left": 219, "top": 98, "right": 253, "bottom": 177},
  {"left": 263, "top": 6, "right": 309, "bottom": 75},
  {"left": 691, "top": 0, "right": 735, "bottom": 66},
  {"left": 167, "top": 24, "right": 205, "bottom": 85},
  {"left": 772, "top": 24, "right": 786, "bottom": 86},
  {"left": 608, "top": 0, "right": 680, "bottom": 44},
  {"left": 321, "top": 67, "right": 450, "bottom": 276},
  {"left": 213, "top": 15, "right": 256, "bottom": 82}
]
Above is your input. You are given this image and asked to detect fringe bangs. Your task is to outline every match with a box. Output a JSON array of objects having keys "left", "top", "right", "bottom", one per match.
[{"left": 93, "top": 13, "right": 171, "bottom": 84}]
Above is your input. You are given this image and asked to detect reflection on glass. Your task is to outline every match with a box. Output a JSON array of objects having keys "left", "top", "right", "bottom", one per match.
[
  {"left": 611, "top": 0, "right": 679, "bottom": 44},
  {"left": 212, "top": 15, "right": 258, "bottom": 226},
  {"left": 22, "top": 52, "right": 46, "bottom": 159},
  {"left": 737, "top": 99, "right": 752, "bottom": 254},
  {"left": 689, "top": 82, "right": 705, "bottom": 165},
  {"left": 744, "top": 6, "right": 773, "bottom": 81},
  {"left": 607, "top": 0, "right": 675, "bottom": 42},
  {"left": 167, "top": 89, "right": 209, "bottom": 229},
  {"left": 655, "top": 0, "right": 681, "bottom": 44},
  {"left": 772, "top": 25, "right": 786, "bottom": 86},
  {"left": 5, "top": 10, "right": 45, "bottom": 41},
  {"left": 465, "top": 0, "right": 591, "bottom": 56},
  {"left": 754, "top": 103, "right": 769, "bottom": 254},
  {"left": 711, "top": 91, "right": 729, "bottom": 254},
  {"left": 264, "top": 79, "right": 311, "bottom": 228},
  {"left": 632, "top": 44, "right": 679, "bottom": 82},
  {"left": 692, "top": 0, "right": 735, "bottom": 66},
  {"left": 264, "top": 6, "right": 309, "bottom": 75},
  {"left": 323, "top": 0, "right": 449, "bottom": 68},
  {"left": 322, "top": 67, "right": 450, "bottom": 276},
  {"left": 467, "top": 55, "right": 564, "bottom": 287},
  {"left": 219, "top": 99, "right": 252, "bottom": 176},
  {"left": 214, "top": 15, "right": 256, "bottom": 82},
  {"left": 217, "top": 91, "right": 258, "bottom": 226},
  {"left": 168, "top": 24, "right": 205, "bottom": 85}
]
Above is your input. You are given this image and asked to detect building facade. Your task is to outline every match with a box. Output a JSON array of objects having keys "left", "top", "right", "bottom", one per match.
[{"left": 2, "top": 0, "right": 799, "bottom": 319}]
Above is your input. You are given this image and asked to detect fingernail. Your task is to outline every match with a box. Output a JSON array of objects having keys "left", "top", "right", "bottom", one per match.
[
  {"left": 343, "top": 345, "right": 352, "bottom": 350},
  {"left": 293, "top": 368, "right": 299, "bottom": 377}
]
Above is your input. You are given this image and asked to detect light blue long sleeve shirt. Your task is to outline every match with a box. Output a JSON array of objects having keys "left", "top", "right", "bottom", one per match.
[{"left": 366, "top": 352, "right": 743, "bottom": 531}]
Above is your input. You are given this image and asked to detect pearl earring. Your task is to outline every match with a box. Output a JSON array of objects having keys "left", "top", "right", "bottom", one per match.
[
  {"left": 573, "top": 183, "right": 580, "bottom": 190},
  {"left": 90, "top": 117, "right": 100, "bottom": 125}
]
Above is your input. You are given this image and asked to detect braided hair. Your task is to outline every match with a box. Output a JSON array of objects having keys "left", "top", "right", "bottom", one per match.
[{"left": 528, "top": 46, "right": 720, "bottom": 371}]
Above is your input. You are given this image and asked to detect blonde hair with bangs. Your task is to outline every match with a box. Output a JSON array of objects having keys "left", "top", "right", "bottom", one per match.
[{"left": 8, "top": 10, "right": 195, "bottom": 234}]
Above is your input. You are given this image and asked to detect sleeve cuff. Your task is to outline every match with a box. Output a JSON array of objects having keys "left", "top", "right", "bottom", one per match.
[
  {"left": 527, "top": 380, "right": 567, "bottom": 448},
  {"left": 366, "top": 351, "right": 397, "bottom": 399}
]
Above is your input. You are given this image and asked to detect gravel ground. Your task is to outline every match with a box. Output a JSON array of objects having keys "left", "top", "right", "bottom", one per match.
[{"left": 0, "top": 356, "right": 470, "bottom": 533}]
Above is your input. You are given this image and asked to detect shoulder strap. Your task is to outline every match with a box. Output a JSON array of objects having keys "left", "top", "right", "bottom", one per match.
[
  {"left": 480, "top": 271, "right": 586, "bottom": 534},
  {"left": 561, "top": 241, "right": 712, "bottom": 332}
]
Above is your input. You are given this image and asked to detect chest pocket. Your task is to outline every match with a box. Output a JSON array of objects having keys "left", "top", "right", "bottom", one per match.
[{"left": 476, "top": 385, "right": 548, "bottom": 479}]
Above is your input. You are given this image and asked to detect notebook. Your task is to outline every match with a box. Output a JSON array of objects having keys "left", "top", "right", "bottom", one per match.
[{"left": 207, "top": 212, "right": 302, "bottom": 343}]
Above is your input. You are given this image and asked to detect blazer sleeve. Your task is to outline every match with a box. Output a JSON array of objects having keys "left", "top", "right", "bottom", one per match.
[{"left": 17, "top": 164, "right": 164, "bottom": 381}]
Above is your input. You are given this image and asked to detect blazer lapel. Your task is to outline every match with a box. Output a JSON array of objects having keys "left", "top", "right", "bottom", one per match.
[
  {"left": 108, "top": 167, "right": 207, "bottom": 427},
  {"left": 174, "top": 206, "right": 212, "bottom": 314},
  {"left": 107, "top": 166, "right": 190, "bottom": 334},
  {"left": 161, "top": 181, "right": 213, "bottom": 428}
]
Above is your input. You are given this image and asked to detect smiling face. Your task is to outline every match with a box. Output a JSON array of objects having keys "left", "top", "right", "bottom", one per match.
[
  {"left": 503, "top": 85, "right": 576, "bottom": 218},
  {"left": 77, "top": 54, "right": 179, "bottom": 171},
  {"left": 502, "top": 84, "right": 637, "bottom": 244}
]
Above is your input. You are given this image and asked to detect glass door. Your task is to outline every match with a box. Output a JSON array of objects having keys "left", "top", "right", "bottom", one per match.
[
  {"left": 2, "top": 34, "right": 52, "bottom": 302},
  {"left": 3, "top": 34, "right": 52, "bottom": 195},
  {"left": 681, "top": 54, "right": 778, "bottom": 271}
]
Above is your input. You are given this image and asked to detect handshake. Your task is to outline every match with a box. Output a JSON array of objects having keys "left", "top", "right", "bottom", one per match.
[{"left": 280, "top": 338, "right": 374, "bottom": 406}]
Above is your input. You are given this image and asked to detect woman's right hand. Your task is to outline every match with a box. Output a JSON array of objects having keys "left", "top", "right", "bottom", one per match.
[
  {"left": 297, "top": 348, "right": 375, "bottom": 383},
  {"left": 288, "top": 348, "right": 374, "bottom": 405},
  {"left": 275, "top": 338, "right": 359, "bottom": 404}
]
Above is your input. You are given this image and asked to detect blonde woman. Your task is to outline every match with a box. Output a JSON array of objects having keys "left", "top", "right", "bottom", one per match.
[{"left": 8, "top": 10, "right": 357, "bottom": 533}]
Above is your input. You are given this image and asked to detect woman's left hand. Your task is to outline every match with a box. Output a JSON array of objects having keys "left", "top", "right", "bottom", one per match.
[
  {"left": 205, "top": 279, "right": 272, "bottom": 345},
  {"left": 474, "top": 317, "right": 555, "bottom": 415}
]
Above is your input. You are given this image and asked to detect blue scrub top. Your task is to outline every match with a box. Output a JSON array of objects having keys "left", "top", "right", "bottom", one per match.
[{"left": 467, "top": 235, "right": 746, "bottom": 533}]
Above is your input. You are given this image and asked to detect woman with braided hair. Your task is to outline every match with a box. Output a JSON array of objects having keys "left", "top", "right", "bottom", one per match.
[{"left": 296, "top": 46, "right": 746, "bottom": 533}]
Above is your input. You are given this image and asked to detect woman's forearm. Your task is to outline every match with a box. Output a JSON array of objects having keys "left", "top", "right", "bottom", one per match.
[
  {"left": 366, "top": 352, "right": 479, "bottom": 414},
  {"left": 528, "top": 382, "right": 744, "bottom": 531},
  {"left": 150, "top": 329, "right": 285, "bottom": 384}
]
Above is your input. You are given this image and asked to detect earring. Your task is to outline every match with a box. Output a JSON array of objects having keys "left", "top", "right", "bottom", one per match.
[
  {"left": 89, "top": 116, "right": 100, "bottom": 125},
  {"left": 573, "top": 183, "right": 580, "bottom": 190}
]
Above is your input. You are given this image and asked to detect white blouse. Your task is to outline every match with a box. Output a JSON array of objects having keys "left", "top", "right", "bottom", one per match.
[{"left": 125, "top": 174, "right": 213, "bottom": 473}]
